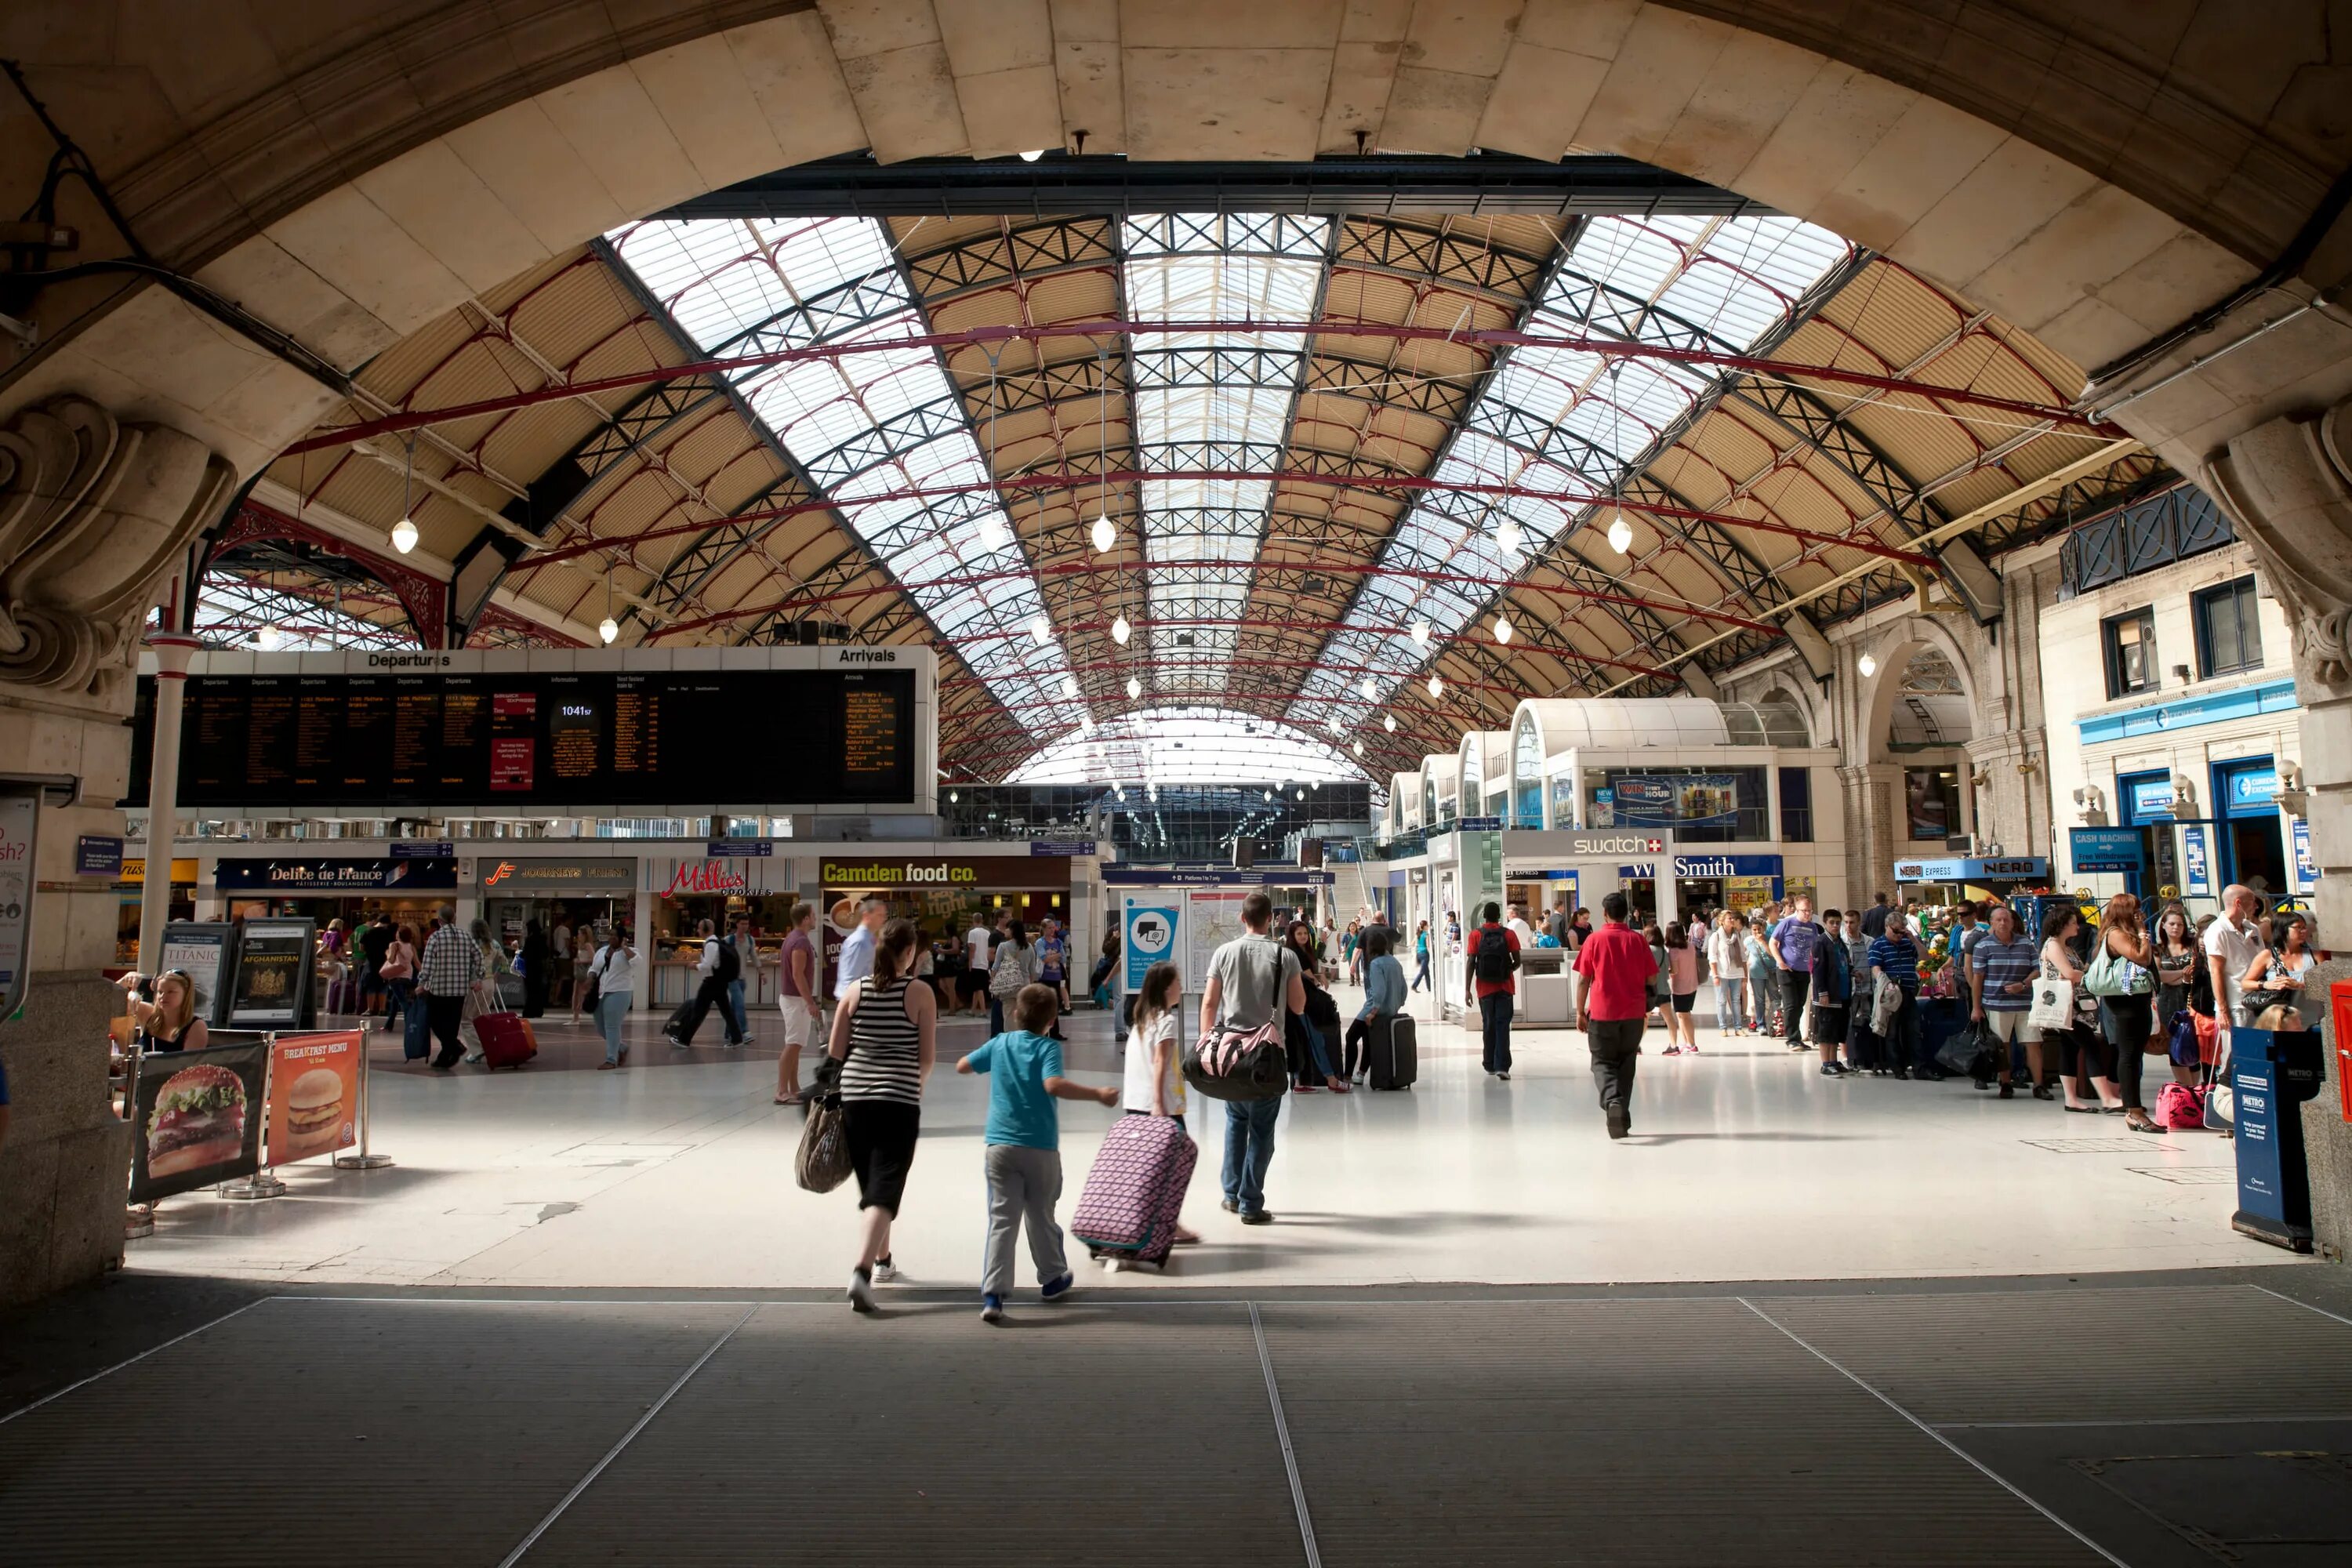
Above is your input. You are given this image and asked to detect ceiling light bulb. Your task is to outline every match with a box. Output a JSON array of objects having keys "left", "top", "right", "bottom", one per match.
[
  {"left": 1020, "top": 149, "right": 1044, "bottom": 162},
  {"left": 1061, "top": 674, "right": 1079, "bottom": 698},
  {"left": 949, "top": 790, "right": 960, "bottom": 803},
  {"left": 1359, "top": 675, "right": 1377, "bottom": 699},
  {"left": 1080, "top": 715, "right": 1094, "bottom": 733},
  {"left": 390, "top": 517, "right": 418, "bottom": 554},
  {"left": 1606, "top": 515, "right": 1634, "bottom": 554},
  {"left": 1111, "top": 615, "right": 1131, "bottom": 645},
  {"left": 1028, "top": 613, "right": 1051, "bottom": 644},
  {"left": 1126, "top": 676, "right": 1142, "bottom": 699},
  {"left": 1265, "top": 789, "right": 1274, "bottom": 801},
  {"left": 1352, "top": 740, "right": 1365, "bottom": 757},
  {"left": 597, "top": 615, "right": 619, "bottom": 644},
  {"left": 1384, "top": 714, "right": 1396, "bottom": 732},
  {"left": 1857, "top": 652, "right": 1879, "bottom": 678},
  {"left": 1494, "top": 614, "right": 1512, "bottom": 644},
  {"left": 979, "top": 517, "right": 1012, "bottom": 553},
  {"left": 1091, "top": 515, "right": 1116, "bottom": 553},
  {"left": 1410, "top": 619, "right": 1429, "bottom": 649},
  {"left": 1497, "top": 520, "right": 1523, "bottom": 556},
  {"left": 256, "top": 626, "right": 282, "bottom": 652}
]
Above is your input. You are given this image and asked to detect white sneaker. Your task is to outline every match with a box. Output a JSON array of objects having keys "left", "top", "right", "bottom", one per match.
[
  {"left": 463, "top": 1051, "right": 485, "bottom": 1065},
  {"left": 872, "top": 1258, "right": 898, "bottom": 1284},
  {"left": 848, "top": 1269, "right": 875, "bottom": 1313}
]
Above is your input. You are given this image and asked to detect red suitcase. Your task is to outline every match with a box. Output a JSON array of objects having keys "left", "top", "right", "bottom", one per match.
[
  {"left": 474, "top": 1011, "right": 538, "bottom": 1069},
  {"left": 1072, "top": 1114, "right": 1196, "bottom": 1269}
]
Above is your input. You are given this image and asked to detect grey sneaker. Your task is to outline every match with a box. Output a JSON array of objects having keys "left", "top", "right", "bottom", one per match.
[
  {"left": 848, "top": 1269, "right": 875, "bottom": 1313},
  {"left": 872, "top": 1257, "right": 898, "bottom": 1283}
]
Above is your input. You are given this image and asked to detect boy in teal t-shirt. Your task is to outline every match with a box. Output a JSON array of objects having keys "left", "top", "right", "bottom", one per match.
[{"left": 956, "top": 983, "right": 1117, "bottom": 1322}]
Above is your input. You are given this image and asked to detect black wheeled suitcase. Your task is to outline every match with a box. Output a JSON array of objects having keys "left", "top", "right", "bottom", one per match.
[{"left": 1367, "top": 1013, "right": 1417, "bottom": 1090}]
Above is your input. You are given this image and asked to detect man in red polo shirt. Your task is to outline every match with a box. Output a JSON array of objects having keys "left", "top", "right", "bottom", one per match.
[{"left": 1573, "top": 891, "right": 1659, "bottom": 1140}]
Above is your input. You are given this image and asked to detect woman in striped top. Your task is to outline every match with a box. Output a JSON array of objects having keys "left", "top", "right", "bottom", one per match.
[{"left": 826, "top": 917, "right": 936, "bottom": 1312}]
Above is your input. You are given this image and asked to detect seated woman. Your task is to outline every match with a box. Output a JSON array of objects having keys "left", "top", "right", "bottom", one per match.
[
  {"left": 1345, "top": 924, "right": 1407, "bottom": 1083},
  {"left": 118, "top": 968, "right": 209, "bottom": 1054}
]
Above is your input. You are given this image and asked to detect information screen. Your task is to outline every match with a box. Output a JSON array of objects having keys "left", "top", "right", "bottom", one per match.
[{"left": 133, "top": 668, "right": 917, "bottom": 809}]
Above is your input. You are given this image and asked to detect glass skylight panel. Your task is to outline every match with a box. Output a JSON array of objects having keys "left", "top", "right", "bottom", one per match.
[
  {"left": 1291, "top": 213, "right": 1851, "bottom": 732},
  {"left": 1011, "top": 706, "right": 1362, "bottom": 786},
  {"left": 1123, "top": 214, "right": 1333, "bottom": 698},
  {"left": 609, "top": 215, "right": 1082, "bottom": 736}
]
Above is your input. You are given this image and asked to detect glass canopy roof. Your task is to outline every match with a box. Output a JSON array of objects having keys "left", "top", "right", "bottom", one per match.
[
  {"left": 608, "top": 215, "right": 1085, "bottom": 740},
  {"left": 1288, "top": 213, "right": 1852, "bottom": 734},
  {"left": 1009, "top": 706, "right": 1360, "bottom": 791}
]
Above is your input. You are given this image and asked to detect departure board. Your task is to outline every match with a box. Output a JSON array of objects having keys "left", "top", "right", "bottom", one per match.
[{"left": 132, "top": 668, "right": 917, "bottom": 809}]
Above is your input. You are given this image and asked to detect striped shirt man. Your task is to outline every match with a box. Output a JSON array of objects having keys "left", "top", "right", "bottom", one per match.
[
  {"left": 1970, "top": 933, "right": 2038, "bottom": 1011},
  {"left": 1866, "top": 932, "right": 1920, "bottom": 991}
]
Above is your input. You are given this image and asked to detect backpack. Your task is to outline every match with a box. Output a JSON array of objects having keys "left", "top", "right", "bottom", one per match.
[
  {"left": 1182, "top": 939, "right": 1291, "bottom": 1102},
  {"left": 989, "top": 942, "right": 1028, "bottom": 997},
  {"left": 2156, "top": 1081, "right": 2205, "bottom": 1131},
  {"left": 1472, "top": 926, "right": 1518, "bottom": 985},
  {"left": 713, "top": 938, "right": 741, "bottom": 985}
]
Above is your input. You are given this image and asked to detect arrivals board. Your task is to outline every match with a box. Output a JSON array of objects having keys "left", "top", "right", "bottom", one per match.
[{"left": 133, "top": 666, "right": 917, "bottom": 809}]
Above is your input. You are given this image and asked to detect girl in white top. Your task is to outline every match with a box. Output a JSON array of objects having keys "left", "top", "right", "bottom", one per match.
[
  {"left": 1120, "top": 960, "right": 1197, "bottom": 1245},
  {"left": 589, "top": 927, "right": 638, "bottom": 1069}
]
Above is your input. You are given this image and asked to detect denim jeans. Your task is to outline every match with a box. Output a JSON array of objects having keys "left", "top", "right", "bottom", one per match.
[
  {"left": 1410, "top": 953, "right": 1429, "bottom": 990},
  {"left": 1479, "top": 990, "right": 1513, "bottom": 1073},
  {"left": 1291, "top": 1014, "right": 1336, "bottom": 1085},
  {"left": 596, "top": 989, "right": 631, "bottom": 1064},
  {"left": 726, "top": 978, "right": 749, "bottom": 1040},
  {"left": 1221, "top": 1096, "right": 1281, "bottom": 1215},
  {"left": 1712, "top": 976, "right": 1743, "bottom": 1032}
]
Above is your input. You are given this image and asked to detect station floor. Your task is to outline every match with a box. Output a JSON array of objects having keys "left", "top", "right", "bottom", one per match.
[
  {"left": 123, "top": 989, "right": 2294, "bottom": 1292},
  {"left": 14, "top": 994, "right": 2352, "bottom": 1565}
]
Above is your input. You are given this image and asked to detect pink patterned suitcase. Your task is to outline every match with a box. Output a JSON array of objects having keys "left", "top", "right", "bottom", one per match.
[{"left": 1071, "top": 1113, "right": 1196, "bottom": 1267}]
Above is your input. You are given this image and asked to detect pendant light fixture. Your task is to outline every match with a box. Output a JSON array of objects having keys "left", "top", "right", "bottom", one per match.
[
  {"left": 1857, "top": 652, "right": 1878, "bottom": 678},
  {"left": 1410, "top": 618, "right": 1429, "bottom": 649},
  {"left": 1061, "top": 673, "right": 1079, "bottom": 698},
  {"left": 1352, "top": 740, "right": 1364, "bottom": 757},
  {"left": 1028, "top": 612, "right": 1051, "bottom": 644},
  {"left": 1359, "top": 674, "right": 1377, "bottom": 699},
  {"left": 1111, "top": 614, "right": 1131, "bottom": 645},
  {"left": 1494, "top": 613, "right": 1512, "bottom": 645},
  {"left": 598, "top": 572, "right": 619, "bottom": 644},
  {"left": 1091, "top": 514, "right": 1116, "bottom": 553},
  {"left": 1427, "top": 673, "right": 1443, "bottom": 698},
  {"left": 390, "top": 435, "right": 419, "bottom": 554},
  {"left": 1126, "top": 675, "right": 1142, "bottom": 699},
  {"left": 1606, "top": 513, "right": 1634, "bottom": 555},
  {"left": 1384, "top": 713, "right": 1396, "bottom": 732}
]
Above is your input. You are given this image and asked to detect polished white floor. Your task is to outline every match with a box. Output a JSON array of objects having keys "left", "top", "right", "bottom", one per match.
[{"left": 129, "top": 990, "right": 2295, "bottom": 1292}]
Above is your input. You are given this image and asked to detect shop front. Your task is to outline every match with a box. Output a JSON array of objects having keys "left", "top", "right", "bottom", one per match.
[
  {"left": 211, "top": 855, "right": 459, "bottom": 931},
  {"left": 647, "top": 849, "right": 800, "bottom": 1008},
  {"left": 1892, "top": 855, "right": 2053, "bottom": 906},
  {"left": 821, "top": 851, "right": 1076, "bottom": 1002},
  {"left": 2213, "top": 757, "right": 2290, "bottom": 899},
  {"left": 112, "top": 855, "right": 198, "bottom": 966},
  {"left": 474, "top": 855, "right": 637, "bottom": 992}
]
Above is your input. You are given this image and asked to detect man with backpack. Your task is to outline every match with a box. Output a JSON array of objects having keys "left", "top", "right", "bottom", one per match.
[
  {"left": 666, "top": 917, "right": 745, "bottom": 1048},
  {"left": 1463, "top": 901, "right": 1522, "bottom": 1080},
  {"left": 1200, "top": 892, "right": 1306, "bottom": 1225}
]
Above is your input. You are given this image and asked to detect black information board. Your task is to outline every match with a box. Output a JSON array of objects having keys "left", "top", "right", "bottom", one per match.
[{"left": 132, "top": 668, "right": 916, "bottom": 809}]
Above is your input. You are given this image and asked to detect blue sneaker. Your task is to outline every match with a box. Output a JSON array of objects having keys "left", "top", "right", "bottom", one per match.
[
  {"left": 1041, "top": 1273, "right": 1076, "bottom": 1301},
  {"left": 980, "top": 1294, "right": 1004, "bottom": 1323}
]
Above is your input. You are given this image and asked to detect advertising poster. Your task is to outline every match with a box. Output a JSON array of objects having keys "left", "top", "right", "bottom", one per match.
[
  {"left": 1186, "top": 891, "right": 1247, "bottom": 984},
  {"left": 2183, "top": 826, "right": 2211, "bottom": 896},
  {"left": 160, "top": 923, "right": 235, "bottom": 1025},
  {"left": 1123, "top": 901, "right": 1179, "bottom": 989},
  {"left": 1614, "top": 775, "right": 1739, "bottom": 829},
  {"left": 1588, "top": 788, "right": 1613, "bottom": 828},
  {"left": 227, "top": 918, "right": 314, "bottom": 1026},
  {"left": 2294, "top": 818, "right": 2317, "bottom": 891},
  {"left": 266, "top": 1029, "right": 362, "bottom": 1166},
  {"left": 129, "top": 1037, "right": 267, "bottom": 1201},
  {"left": 0, "top": 786, "right": 35, "bottom": 1017}
]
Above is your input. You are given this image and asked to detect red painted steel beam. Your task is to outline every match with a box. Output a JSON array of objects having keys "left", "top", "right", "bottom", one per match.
[
  {"left": 280, "top": 318, "right": 2111, "bottom": 456},
  {"left": 517, "top": 466, "right": 1934, "bottom": 574},
  {"left": 642, "top": 557, "right": 1780, "bottom": 643}
]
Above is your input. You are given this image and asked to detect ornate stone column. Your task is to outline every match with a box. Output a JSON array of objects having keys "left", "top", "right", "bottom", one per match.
[
  {"left": 2203, "top": 404, "right": 2352, "bottom": 1260},
  {"left": 0, "top": 393, "right": 234, "bottom": 1305}
]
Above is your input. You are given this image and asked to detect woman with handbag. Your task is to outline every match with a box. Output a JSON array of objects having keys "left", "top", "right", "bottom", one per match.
[
  {"left": 1282, "top": 921, "right": 1347, "bottom": 1093},
  {"left": 2151, "top": 902, "right": 2201, "bottom": 1089},
  {"left": 587, "top": 924, "right": 636, "bottom": 1070},
  {"left": 2238, "top": 911, "right": 2318, "bottom": 1023},
  {"left": 2089, "top": 895, "right": 2162, "bottom": 1134},
  {"left": 2041, "top": 905, "right": 2118, "bottom": 1113},
  {"left": 379, "top": 924, "right": 420, "bottom": 1054},
  {"left": 985, "top": 919, "right": 1036, "bottom": 1036},
  {"left": 829, "top": 918, "right": 936, "bottom": 1312}
]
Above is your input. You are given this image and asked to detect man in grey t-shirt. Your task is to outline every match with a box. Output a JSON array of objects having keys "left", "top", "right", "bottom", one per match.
[{"left": 1202, "top": 891, "right": 1306, "bottom": 1225}]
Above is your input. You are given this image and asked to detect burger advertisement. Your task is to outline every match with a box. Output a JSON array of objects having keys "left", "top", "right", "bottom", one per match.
[
  {"left": 265, "top": 1030, "right": 362, "bottom": 1167},
  {"left": 129, "top": 1040, "right": 267, "bottom": 1202}
]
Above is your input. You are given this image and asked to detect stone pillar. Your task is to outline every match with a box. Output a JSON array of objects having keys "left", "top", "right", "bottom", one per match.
[
  {"left": 136, "top": 634, "right": 200, "bottom": 972},
  {"left": 2204, "top": 404, "right": 2352, "bottom": 1258},
  {"left": 0, "top": 394, "right": 236, "bottom": 1305}
]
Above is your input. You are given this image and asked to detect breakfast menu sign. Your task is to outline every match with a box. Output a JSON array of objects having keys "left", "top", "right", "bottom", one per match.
[{"left": 266, "top": 1030, "right": 361, "bottom": 1166}]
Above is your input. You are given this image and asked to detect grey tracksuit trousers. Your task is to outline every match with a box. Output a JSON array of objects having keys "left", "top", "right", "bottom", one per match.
[{"left": 982, "top": 1144, "right": 1069, "bottom": 1298}]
